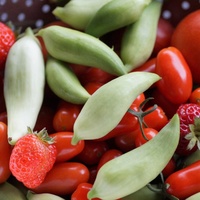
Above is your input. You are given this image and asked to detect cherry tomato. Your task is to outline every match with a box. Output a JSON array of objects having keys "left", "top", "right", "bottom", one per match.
[
  {"left": 153, "top": 18, "right": 174, "bottom": 55},
  {"left": 170, "top": 10, "right": 200, "bottom": 84},
  {"left": 162, "top": 157, "right": 176, "bottom": 178},
  {"left": 151, "top": 88, "right": 179, "bottom": 119},
  {"left": 70, "top": 63, "right": 88, "bottom": 79},
  {"left": 143, "top": 105, "right": 169, "bottom": 131},
  {"left": 189, "top": 87, "right": 200, "bottom": 105},
  {"left": 80, "top": 67, "right": 116, "bottom": 85},
  {"left": 165, "top": 160, "right": 200, "bottom": 200},
  {"left": 71, "top": 182, "right": 101, "bottom": 200},
  {"left": 132, "top": 93, "right": 145, "bottom": 108},
  {"left": 88, "top": 165, "right": 98, "bottom": 184},
  {"left": 0, "top": 122, "right": 12, "bottom": 183},
  {"left": 53, "top": 101, "right": 81, "bottom": 132},
  {"left": 155, "top": 46, "right": 193, "bottom": 105},
  {"left": 32, "top": 162, "right": 89, "bottom": 196},
  {"left": 97, "top": 149, "right": 123, "bottom": 171},
  {"left": 75, "top": 140, "right": 109, "bottom": 165},
  {"left": 134, "top": 127, "right": 158, "bottom": 147},
  {"left": 114, "top": 130, "right": 137, "bottom": 153},
  {"left": 96, "top": 103, "right": 140, "bottom": 141},
  {"left": 84, "top": 82, "right": 103, "bottom": 95},
  {"left": 50, "top": 131, "right": 85, "bottom": 163}
]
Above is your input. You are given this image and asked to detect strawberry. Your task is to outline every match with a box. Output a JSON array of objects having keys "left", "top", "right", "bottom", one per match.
[
  {"left": 176, "top": 103, "right": 200, "bottom": 156},
  {"left": 9, "top": 128, "right": 57, "bottom": 188},
  {"left": 0, "top": 22, "right": 16, "bottom": 69}
]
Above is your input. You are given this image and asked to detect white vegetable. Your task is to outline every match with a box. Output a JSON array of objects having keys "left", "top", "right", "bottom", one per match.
[{"left": 4, "top": 28, "right": 45, "bottom": 145}]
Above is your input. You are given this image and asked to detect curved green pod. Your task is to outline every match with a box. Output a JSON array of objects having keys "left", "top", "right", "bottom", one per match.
[
  {"left": 85, "top": 0, "right": 152, "bottom": 38},
  {"left": 46, "top": 57, "right": 91, "bottom": 104},
  {"left": 186, "top": 192, "right": 200, "bottom": 200},
  {"left": 0, "top": 182, "right": 27, "bottom": 200},
  {"left": 88, "top": 114, "right": 180, "bottom": 200},
  {"left": 37, "top": 26, "right": 126, "bottom": 76},
  {"left": 120, "top": 0, "right": 162, "bottom": 72},
  {"left": 122, "top": 185, "right": 163, "bottom": 200},
  {"left": 71, "top": 72, "right": 160, "bottom": 145},
  {"left": 53, "top": 0, "right": 113, "bottom": 30}
]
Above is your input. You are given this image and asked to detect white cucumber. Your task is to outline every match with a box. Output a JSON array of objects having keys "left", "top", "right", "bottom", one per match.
[{"left": 4, "top": 28, "right": 45, "bottom": 145}]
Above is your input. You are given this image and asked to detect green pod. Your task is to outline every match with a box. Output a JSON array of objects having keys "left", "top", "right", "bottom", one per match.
[
  {"left": 122, "top": 185, "right": 163, "bottom": 200},
  {"left": 87, "top": 114, "right": 180, "bottom": 200},
  {"left": 27, "top": 191, "right": 65, "bottom": 200},
  {"left": 183, "top": 149, "right": 200, "bottom": 167},
  {"left": 53, "top": 0, "right": 113, "bottom": 30},
  {"left": 186, "top": 192, "right": 200, "bottom": 200},
  {"left": 46, "top": 57, "right": 91, "bottom": 104},
  {"left": 71, "top": 72, "right": 160, "bottom": 145},
  {"left": 0, "top": 182, "right": 27, "bottom": 200},
  {"left": 37, "top": 26, "right": 126, "bottom": 76},
  {"left": 85, "top": 0, "right": 152, "bottom": 38},
  {"left": 120, "top": 0, "right": 162, "bottom": 72}
]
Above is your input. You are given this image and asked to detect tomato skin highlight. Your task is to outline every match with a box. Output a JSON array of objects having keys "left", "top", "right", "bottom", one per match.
[
  {"left": 32, "top": 162, "right": 90, "bottom": 196},
  {"left": 155, "top": 46, "right": 193, "bottom": 105},
  {"left": 0, "top": 122, "right": 11, "bottom": 183},
  {"left": 50, "top": 131, "right": 85, "bottom": 162},
  {"left": 165, "top": 160, "right": 200, "bottom": 200}
]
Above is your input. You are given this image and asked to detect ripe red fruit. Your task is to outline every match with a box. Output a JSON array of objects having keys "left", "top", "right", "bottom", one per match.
[
  {"left": 176, "top": 103, "right": 200, "bottom": 156},
  {"left": 0, "top": 22, "right": 16, "bottom": 69},
  {"left": 9, "top": 128, "right": 57, "bottom": 188}
]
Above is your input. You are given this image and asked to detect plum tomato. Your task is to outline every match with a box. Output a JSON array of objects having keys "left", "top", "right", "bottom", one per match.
[
  {"left": 0, "top": 122, "right": 12, "bottom": 183},
  {"left": 155, "top": 46, "right": 193, "bottom": 105},
  {"left": 32, "top": 162, "right": 90, "bottom": 196},
  {"left": 53, "top": 101, "right": 81, "bottom": 132},
  {"left": 84, "top": 82, "right": 103, "bottom": 95},
  {"left": 162, "top": 157, "right": 176, "bottom": 178},
  {"left": 153, "top": 18, "right": 174, "bottom": 55},
  {"left": 170, "top": 10, "right": 200, "bottom": 84},
  {"left": 50, "top": 131, "right": 85, "bottom": 163},
  {"left": 71, "top": 182, "right": 101, "bottom": 200}
]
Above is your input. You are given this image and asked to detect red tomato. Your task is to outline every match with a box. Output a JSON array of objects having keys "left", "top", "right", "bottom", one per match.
[
  {"left": 132, "top": 93, "right": 145, "bottom": 108},
  {"left": 151, "top": 89, "right": 179, "bottom": 119},
  {"left": 189, "top": 87, "right": 200, "bottom": 105},
  {"left": 32, "top": 162, "right": 89, "bottom": 196},
  {"left": 153, "top": 18, "right": 174, "bottom": 55},
  {"left": 162, "top": 157, "right": 176, "bottom": 178},
  {"left": 70, "top": 63, "right": 88, "bottom": 79},
  {"left": 96, "top": 103, "right": 140, "bottom": 141},
  {"left": 0, "top": 112, "right": 7, "bottom": 124},
  {"left": 50, "top": 131, "right": 85, "bottom": 163},
  {"left": 88, "top": 166, "right": 98, "bottom": 184},
  {"left": 34, "top": 106, "right": 55, "bottom": 133},
  {"left": 114, "top": 130, "right": 137, "bottom": 153},
  {"left": 53, "top": 101, "right": 81, "bottom": 132},
  {"left": 165, "top": 160, "right": 200, "bottom": 199},
  {"left": 143, "top": 105, "right": 169, "bottom": 131},
  {"left": 97, "top": 149, "right": 123, "bottom": 171},
  {"left": 0, "top": 122, "right": 12, "bottom": 183},
  {"left": 84, "top": 82, "right": 103, "bottom": 95},
  {"left": 80, "top": 67, "right": 116, "bottom": 85},
  {"left": 71, "top": 182, "right": 101, "bottom": 200},
  {"left": 75, "top": 140, "right": 109, "bottom": 165},
  {"left": 134, "top": 127, "right": 158, "bottom": 147},
  {"left": 170, "top": 10, "right": 200, "bottom": 84},
  {"left": 155, "top": 46, "right": 193, "bottom": 105},
  {"left": 132, "top": 57, "right": 156, "bottom": 73}
]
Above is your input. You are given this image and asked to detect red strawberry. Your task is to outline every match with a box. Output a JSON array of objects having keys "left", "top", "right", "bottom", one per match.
[
  {"left": 9, "top": 128, "right": 57, "bottom": 188},
  {"left": 0, "top": 22, "right": 16, "bottom": 69},
  {"left": 176, "top": 103, "right": 200, "bottom": 156}
]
